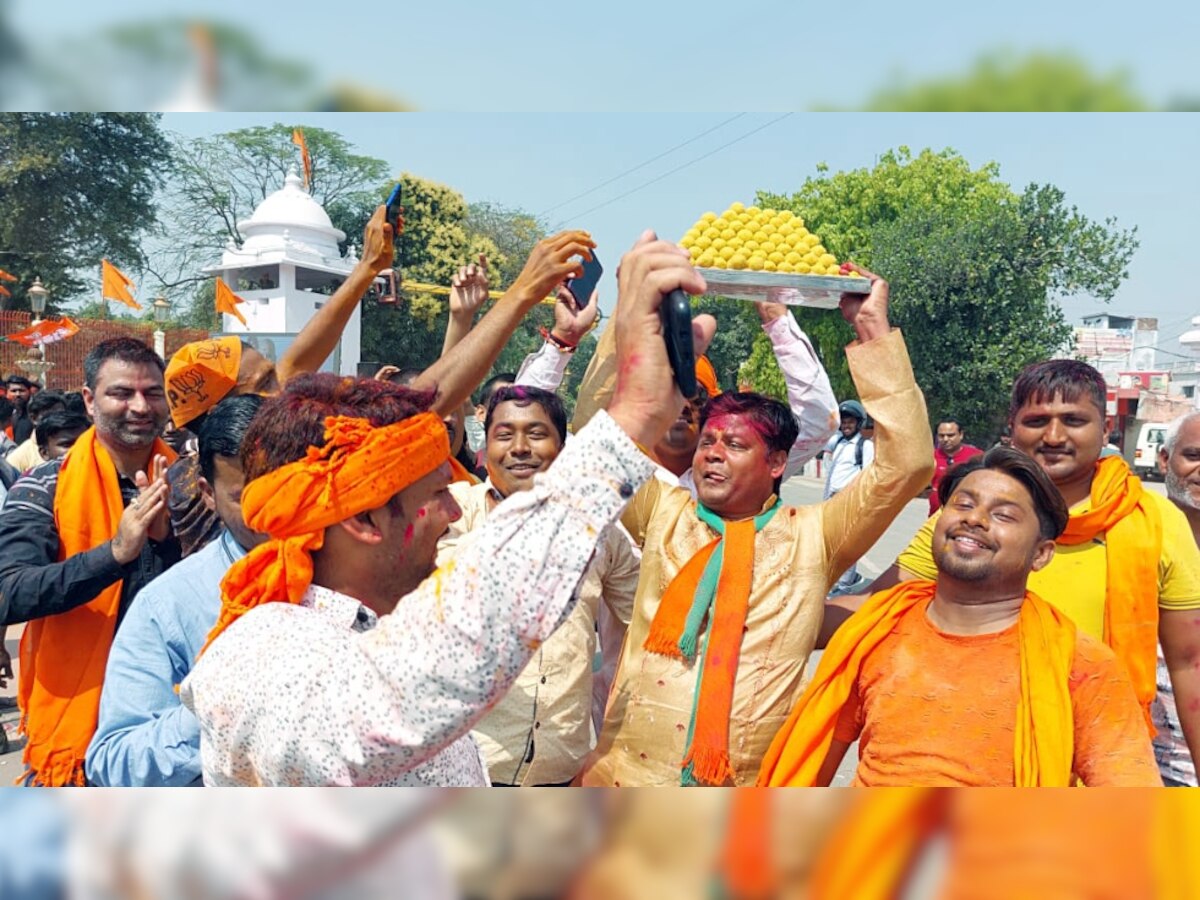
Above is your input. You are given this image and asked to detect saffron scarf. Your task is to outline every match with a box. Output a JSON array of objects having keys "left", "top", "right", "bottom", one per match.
[
  {"left": 201, "top": 412, "right": 450, "bottom": 656},
  {"left": 18, "top": 427, "right": 176, "bottom": 786},
  {"left": 756, "top": 580, "right": 1077, "bottom": 787},
  {"left": 1057, "top": 455, "right": 1161, "bottom": 727},
  {"left": 712, "top": 789, "right": 778, "bottom": 900},
  {"left": 643, "top": 499, "right": 781, "bottom": 786}
]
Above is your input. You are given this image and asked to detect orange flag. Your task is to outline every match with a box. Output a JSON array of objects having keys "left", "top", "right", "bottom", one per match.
[
  {"left": 0, "top": 268, "right": 16, "bottom": 282},
  {"left": 0, "top": 285, "right": 9, "bottom": 298},
  {"left": 214, "top": 278, "right": 248, "bottom": 325},
  {"left": 5, "top": 317, "right": 80, "bottom": 347},
  {"left": 100, "top": 260, "right": 141, "bottom": 310},
  {"left": 292, "top": 128, "right": 313, "bottom": 190}
]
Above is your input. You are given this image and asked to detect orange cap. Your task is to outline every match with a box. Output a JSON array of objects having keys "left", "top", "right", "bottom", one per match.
[{"left": 165, "top": 337, "right": 243, "bottom": 428}]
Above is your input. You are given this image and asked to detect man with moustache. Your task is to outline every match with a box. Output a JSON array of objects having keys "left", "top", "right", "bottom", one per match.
[
  {"left": 582, "top": 264, "right": 933, "bottom": 786},
  {"left": 1154, "top": 410, "right": 1200, "bottom": 786},
  {"left": 0, "top": 338, "right": 176, "bottom": 786}
]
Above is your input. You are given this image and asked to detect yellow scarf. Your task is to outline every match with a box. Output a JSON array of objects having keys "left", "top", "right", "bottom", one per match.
[
  {"left": 1057, "top": 455, "right": 1161, "bottom": 728},
  {"left": 756, "top": 580, "right": 1077, "bottom": 787}
]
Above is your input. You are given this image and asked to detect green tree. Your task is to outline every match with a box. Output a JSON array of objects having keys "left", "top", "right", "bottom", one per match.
[
  {"left": 0, "top": 113, "right": 171, "bottom": 311},
  {"left": 360, "top": 173, "right": 551, "bottom": 376},
  {"left": 754, "top": 147, "right": 1138, "bottom": 441},
  {"left": 852, "top": 52, "right": 1149, "bottom": 112}
]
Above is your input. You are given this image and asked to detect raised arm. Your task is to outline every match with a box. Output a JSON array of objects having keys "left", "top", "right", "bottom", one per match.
[
  {"left": 515, "top": 286, "right": 601, "bottom": 392},
  {"left": 820, "top": 265, "right": 935, "bottom": 584},
  {"left": 755, "top": 301, "right": 839, "bottom": 476},
  {"left": 441, "top": 254, "right": 490, "bottom": 356},
  {"left": 276, "top": 205, "right": 396, "bottom": 384},
  {"left": 412, "top": 231, "right": 595, "bottom": 417}
]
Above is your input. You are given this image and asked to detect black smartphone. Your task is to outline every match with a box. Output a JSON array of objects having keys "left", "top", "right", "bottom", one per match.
[
  {"left": 565, "top": 252, "right": 602, "bottom": 311},
  {"left": 660, "top": 289, "right": 697, "bottom": 398},
  {"left": 384, "top": 183, "right": 403, "bottom": 232}
]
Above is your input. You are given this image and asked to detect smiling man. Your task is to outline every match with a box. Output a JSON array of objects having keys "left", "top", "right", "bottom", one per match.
[
  {"left": 0, "top": 338, "right": 177, "bottom": 786},
  {"left": 581, "top": 265, "right": 934, "bottom": 787},
  {"left": 436, "top": 385, "right": 640, "bottom": 786},
  {"left": 760, "top": 447, "right": 1160, "bottom": 787},
  {"left": 877, "top": 360, "right": 1200, "bottom": 781}
]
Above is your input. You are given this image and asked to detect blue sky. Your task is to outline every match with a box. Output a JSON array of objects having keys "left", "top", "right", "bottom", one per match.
[
  {"left": 161, "top": 112, "right": 1200, "bottom": 355},
  {"left": 14, "top": 0, "right": 1200, "bottom": 109}
]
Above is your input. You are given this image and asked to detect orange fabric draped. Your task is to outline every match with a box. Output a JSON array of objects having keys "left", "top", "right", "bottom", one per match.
[
  {"left": 201, "top": 412, "right": 450, "bottom": 656},
  {"left": 715, "top": 789, "right": 778, "bottom": 900},
  {"left": 695, "top": 355, "right": 720, "bottom": 397},
  {"left": 1057, "top": 455, "right": 1162, "bottom": 728},
  {"left": 18, "top": 427, "right": 176, "bottom": 786},
  {"left": 757, "top": 580, "right": 1077, "bottom": 788}
]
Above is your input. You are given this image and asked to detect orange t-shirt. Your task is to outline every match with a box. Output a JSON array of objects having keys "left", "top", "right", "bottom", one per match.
[{"left": 833, "top": 598, "right": 1161, "bottom": 786}]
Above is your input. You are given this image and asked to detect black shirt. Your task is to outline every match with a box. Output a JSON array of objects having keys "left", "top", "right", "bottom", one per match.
[
  {"left": 0, "top": 457, "right": 181, "bottom": 627},
  {"left": 11, "top": 412, "right": 33, "bottom": 444}
]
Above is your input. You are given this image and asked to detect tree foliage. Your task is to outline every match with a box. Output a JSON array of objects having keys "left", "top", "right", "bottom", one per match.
[
  {"left": 0, "top": 113, "right": 171, "bottom": 311},
  {"left": 855, "top": 52, "right": 1149, "bottom": 112},
  {"left": 750, "top": 147, "right": 1138, "bottom": 441}
]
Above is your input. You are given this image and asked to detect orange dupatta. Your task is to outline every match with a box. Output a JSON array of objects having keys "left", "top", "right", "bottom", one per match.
[
  {"left": 756, "top": 580, "right": 1077, "bottom": 788},
  {"left": 17, "top": 427, "right": 176, "bottom": 786},
  {"left": 1057, "top": 455, "right": 1161, "bottom": 728}
]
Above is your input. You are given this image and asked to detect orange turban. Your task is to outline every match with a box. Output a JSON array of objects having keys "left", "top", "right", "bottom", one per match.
[
  {"left": 695, "top": 355, "right": 720, "bottom": 398},
  {"left": 200, "top": 411, "right": 450, "bottom": 655},
  {"left": 165, "top": 337, "right": 243, "bottom": 428}
]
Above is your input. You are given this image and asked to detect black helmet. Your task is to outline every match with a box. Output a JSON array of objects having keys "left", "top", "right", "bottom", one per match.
[{"left": 838, "top": 400, "right": 866, "bottom": 422}]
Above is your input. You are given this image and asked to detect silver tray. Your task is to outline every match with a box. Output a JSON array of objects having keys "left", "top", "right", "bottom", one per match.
[{"left": 695, "top": 268, "right": 871, "bottom": 309}]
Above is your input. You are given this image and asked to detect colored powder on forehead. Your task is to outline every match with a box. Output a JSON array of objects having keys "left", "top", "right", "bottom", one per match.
[
  {"left": 417, "top": 508, "right": 426, "bottom": 518},
  {"left": 703, "top": 413, "right": 772, "bottom": 444}
]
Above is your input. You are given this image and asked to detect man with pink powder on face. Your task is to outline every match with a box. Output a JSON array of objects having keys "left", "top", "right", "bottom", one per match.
[{"left": 581, "top": 264, "right": 934, "bottom": 787}]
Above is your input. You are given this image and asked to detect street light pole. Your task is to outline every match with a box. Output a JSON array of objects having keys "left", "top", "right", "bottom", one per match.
[
  {"left": 17, "top": 277, "right": 54, "bottom": 387},
  {"left": 152, "top": 296, "right": 171, "bottom": 359}
]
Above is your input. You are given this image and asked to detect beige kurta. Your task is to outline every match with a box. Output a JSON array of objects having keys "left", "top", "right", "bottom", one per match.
[
  {"left": 581, "top": 329, "right": 933, "bottom": 786},
  {"left": 438, "top": 479, "right": 640, "bottom": 785}
]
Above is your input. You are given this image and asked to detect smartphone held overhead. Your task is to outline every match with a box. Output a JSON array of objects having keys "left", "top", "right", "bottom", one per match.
[{"left": 565, "top": 252, "right": 602, "bottom": 311}]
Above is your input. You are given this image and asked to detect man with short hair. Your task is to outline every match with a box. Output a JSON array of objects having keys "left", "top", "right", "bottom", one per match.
[
  {"left": 5, "top": 374, "right": 34, "bottom": 442},
  {"left": 822, "top": 399, "right": 876, "bottom": 593},
  {"left": 0, "top": 337, "right": 176, "bottom": 786},
  {"left": 929, "top": 415, "right": 984, "bottom": 514},
  {"left": 760, "top": 447, "right": 1160, "bottom": 786},
  {"left": 880, "top": 359, "right": 1200, "bottom": 775},
  {"left": 180, "top": 228, "right": 689, "bottom": 786},
  {"left": 582, "top": 265, "right": 934, "bottom": 786},
  {"left": 86, "top": 395, "right": 266, "bottom": 786},
  {"left": 1154, "top": 410, "right": 1200, "bottom": 786},
  {"left": 438, "top": 384, "right": 640, "bottom": 786},
  {"left": 34, "top": 410, "right": 89, "bottom": 462},
  {"left": 7, "top": 389, "right": 66, "bottom": 472}
]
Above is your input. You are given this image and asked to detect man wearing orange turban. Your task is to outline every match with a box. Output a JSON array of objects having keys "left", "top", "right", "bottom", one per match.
[
  {"left": 760, "top": 447, "right": 1159, "bottom": 787},
  {"left": 179, "top": 229, "right": 710, "bottom": 786}
]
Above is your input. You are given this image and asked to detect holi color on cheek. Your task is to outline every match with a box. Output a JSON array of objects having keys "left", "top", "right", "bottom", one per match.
[{"left": 403, "top": 523, "right": 415, "bottom": 547}]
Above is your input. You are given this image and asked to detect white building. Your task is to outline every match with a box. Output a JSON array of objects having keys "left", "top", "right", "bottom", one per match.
[{"left": 203, "top": 169, "right": 363, "bottom": 376}]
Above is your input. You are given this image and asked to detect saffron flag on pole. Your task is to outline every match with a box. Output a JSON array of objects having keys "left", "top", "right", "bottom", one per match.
[
  {"left": 101, "top": 260, "right": 141, "bottom": 309},
  {"left": 0, "top": 285, "right": 9, "bottom": 298},
  {"left": 214, "top": 278, "right": 248, "bottom": 326},
  {"left": 292, "top": 128, "right": 313, "bottom": 191},
  {"left": 0, "top": 268, "right": 17, "bottom": 282},
  {"left": 4, "top": 317, "right": 80, "bottom": 347}
]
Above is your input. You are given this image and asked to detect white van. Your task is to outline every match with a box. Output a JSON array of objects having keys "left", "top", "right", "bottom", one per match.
[{"left": 1133, "top": 422, "right": 1168, "bottom": 480}]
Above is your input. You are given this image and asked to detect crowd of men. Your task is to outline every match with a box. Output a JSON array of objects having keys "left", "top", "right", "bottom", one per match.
[{"left": 0, "top": 202, "right": 1196, "bottom": 789}]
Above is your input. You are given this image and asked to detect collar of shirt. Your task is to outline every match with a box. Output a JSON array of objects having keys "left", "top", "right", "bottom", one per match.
[{"left": 302, "top": 583, "right": 379, "bottom": 633}]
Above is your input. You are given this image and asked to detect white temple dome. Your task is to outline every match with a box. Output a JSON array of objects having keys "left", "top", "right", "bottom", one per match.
[{"left": 237, "top": 169, "right": 345, "bottom": 257}]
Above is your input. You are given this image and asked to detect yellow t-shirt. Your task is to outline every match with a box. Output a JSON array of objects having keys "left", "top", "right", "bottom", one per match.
[{"left": 897, "top": 491, "right": 1200, "bottom": 640}]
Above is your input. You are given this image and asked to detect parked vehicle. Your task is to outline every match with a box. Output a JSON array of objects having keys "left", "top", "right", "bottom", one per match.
[{"left": 1133, "top": 422, "right": 1168, "bottom": 481}]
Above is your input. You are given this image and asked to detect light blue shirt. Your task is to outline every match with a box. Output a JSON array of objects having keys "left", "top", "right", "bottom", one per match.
[{"left": 85, "top": 530, "right": 246, "bottom": 787}]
